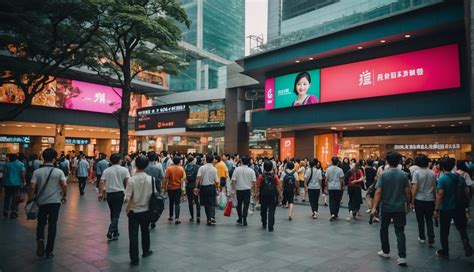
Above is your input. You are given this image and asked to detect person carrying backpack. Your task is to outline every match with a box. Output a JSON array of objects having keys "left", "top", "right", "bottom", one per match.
[
  {"left": 184, "top": 156, "right": 201, "bottom": 223},
  {"left": 280, "top": 161, "right": 298, "bottom": 221},
  {"left": 433, "top": 157, "right": 472, "bottom": 258},
  {"left": 256, "top": 161, "right": 281, "bottom": 232}
]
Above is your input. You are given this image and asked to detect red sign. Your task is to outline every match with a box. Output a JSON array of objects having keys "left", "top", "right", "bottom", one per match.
[
  {"left": 320, "top": 44, "right": 460, "bottom": 103},
  {"left": 280, "top": 137, "right": 294, "bottom": 161}
]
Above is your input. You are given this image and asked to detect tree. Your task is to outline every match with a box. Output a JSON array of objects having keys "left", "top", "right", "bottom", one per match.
[
  {"left": 87, "top": 0, "right": 189, "bottom": 157},
  {"left": 0, "top": 0, "right": 107, "bottom": 121}
]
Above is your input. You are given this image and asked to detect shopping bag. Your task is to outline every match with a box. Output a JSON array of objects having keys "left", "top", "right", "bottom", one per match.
[
  {"left": 232, "top": 196, "right": 238, "bottom": 208},
  {"left": 223, "top": 199, "right": 233, "bottom": 217},
  {"left": 219, "top": 193, "right": 227, "bottom": 209},
  {"left": 26, "top": 201, "right": 39, "bottom": 220},
  {"left": 16, "top": 186, "right": 28, "bottom": 203}
]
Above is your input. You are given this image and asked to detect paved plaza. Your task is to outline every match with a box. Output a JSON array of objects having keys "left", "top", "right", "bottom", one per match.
[{"left": 0, "top": 183, "right": 473, "bottom": 272}]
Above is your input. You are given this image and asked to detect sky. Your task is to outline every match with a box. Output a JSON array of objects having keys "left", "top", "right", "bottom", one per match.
[{"left": 245, "top": 0, "right": 268, "bottom": 56}]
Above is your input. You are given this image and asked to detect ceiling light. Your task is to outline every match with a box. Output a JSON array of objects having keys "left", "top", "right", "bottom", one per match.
[
  {"left": 359, "top": 127, "right": 364, "bottom": 129},
  {"left": 450, "top": 124, "right": 455, "bottom": 127},
  {"left": 31, "top": 125, "right": 36, "bottom": 128},
  {"left": 431, "top": 125, "right": 436, "bottom": 127},
  {"left": 342, "top": 128, "right": 347, "bottom": 130},
  {"left": 65, "top": 127, "right": 74, "bottom": 130},
  {"left": 295, "top": 60, "right": 300, "bottom": 63},
  {"left": 1, "top": 124, "right": 5, "bottom": 127},
  {"left": 458, "top": 121, "right": 463, "bottom": 124},
  {"left": 46, "top": 126, "right": 52, "bottom": 129},
  {"left": 89, "top": 129, "right": 94, "bottom": 131},
  {"left": 308, "top": 57, "right": 314, "bottom": 60},
  {"left": 357, "top": 46, "right": 363, "bottom": 50},
  {"left": 387, "top": 125, "right": 392, "bottom": 128},
  {"left": 404, "top": 124, "right": 408, "bottom": 127},
  {"left": 330, "top": 127, "right": 337, "bottom": 130},
  {"left": 404, "top": 34, "right": 411, "bottom": 38},
  {"left": 378, "top": 125, "right": 382, "bottom": 127},
  {"left": 380, "top": 40, "right": 386, "bottom": 43},
  {"left": 16, "top": 125, "right": 22, "bottom": 127}
]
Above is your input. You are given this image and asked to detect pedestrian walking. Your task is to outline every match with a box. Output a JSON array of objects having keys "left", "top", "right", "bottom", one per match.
[
  {"left": 195, "top": 154, "right": 218, "bottom": 226},
  {"left": 231, "top": 156, "right": 256, "bottom": 226},
  {"left": 371, "top": 151, "right": 411, "bottom": 266},
  {"left": 305, "top": 159, "right": 323, "bottom": 219},
  {"left": 184, "top": 155, "right": 201, "bottom": 223},
  {"left": 280, "top": 161, "right": 298, "bottom": 220},
  {"left": 76, "top": 154, "right": 89, "bottom": 196},
  {"left": 347, "top": 163, "right": 365, "bottom": 220},
  {"left": 28, "top": 148, "right": 67, "bottom": 259},
  {"left": 125, "top": 156, "right": 153, "bottom": 265},
  {"left": 256, "top": 161, "right": 281, "bottom": 232},
  {"left": 99, "top": 153, "right": 130, "bottom": 241},
  {"left": 3, "top": 153, "right": 26, "bottom": 219},
  {"left": 326, "top": 157, "right": 344, "bottom": 221},
  {"left": 163, "top": 157, "right": 186, "bottom": 224}
]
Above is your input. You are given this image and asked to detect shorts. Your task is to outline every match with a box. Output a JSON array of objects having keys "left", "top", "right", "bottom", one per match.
[{"left": 283, "top": 191, "right": 294, "bottom": 204}]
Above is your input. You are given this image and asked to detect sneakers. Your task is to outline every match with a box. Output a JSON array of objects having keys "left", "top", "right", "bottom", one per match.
[
  {"left": 436, "top": 249, "right": 449, "bottom": 259},
  {"left": 190, "top": 217, "right": 194, "bottom": 222},
  {"left": 142, "top": 250, "right": 153, "bottom": 257},
  {"left": 312, "top": 212, "right": 319, "bottom": 219},
  {"left": 236, "top": 219, "right": 242, "bottom": 225},
  {"left": 175, "top": 219, "right": 181, "bottom": 225},
  {"left": 377, "top": 250, "right": 390, "bottom": 258},
  {"left": 428, "top": 238, "right": 435, "bottom": 247},
  {"left": 243, "top": 220, "right": 248, "bottom": 226},
  {"left": 330, "top": 215, "right": 336, "bottom": 222},
  {"left": 45, "top": 252, "right": 54, "bottom": 259},
  {"left": 366, "top": 209, "right": 371, "bottom": 213},
  {"left": 268, "top": 228, "right": 274, "bottom": 232},
  {"left": 196, "top": 217, "right": 201, "bottom": 224},
  {"left": 150, "top": 223, "right": 156, "bottom": 229},
  {"left": 37, "top": 239, "right": 45, "bottom": 257},
  {"left": 113, "top": 232, "right": 120, "bottom": 240},
  {"left": 106, "top": 232, "right": 113, "bottom": 241},
  {"left": 397, "top": 258, "right": 407, "bottom": 266},
  {"left": 417, "top": 237, "right": 425, "bottom": 243}
]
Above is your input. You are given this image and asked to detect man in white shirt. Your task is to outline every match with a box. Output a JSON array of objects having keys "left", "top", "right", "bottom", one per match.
[
  {"left": 125, "top": 156, "right": 153, "bottom": 265},
  {"left": 195, "top": 154, "right": 218, "bottom": 226},
  {"left": 232, "top": 156, "right": 256, "bottom": 226},
  {"left": 326, "top": 157, "right": 345, "bottom": 221},
  {"left": 99, "top": 153, "right": 130, "bottom": 241}
]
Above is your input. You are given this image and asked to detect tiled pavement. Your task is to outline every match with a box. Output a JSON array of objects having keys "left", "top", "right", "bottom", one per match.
[{"left": 0, "top": 183, "right": 473, "bottom": 272}]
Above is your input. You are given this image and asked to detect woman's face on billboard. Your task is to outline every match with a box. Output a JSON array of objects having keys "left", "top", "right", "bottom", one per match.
[{"left": 295, "top": 76, "right": 310, "bottom": 95}]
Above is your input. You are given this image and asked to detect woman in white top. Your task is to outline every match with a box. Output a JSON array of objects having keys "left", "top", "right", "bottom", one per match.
[{"left": 304, "top": 159, "right": 323, "bottom": 219}]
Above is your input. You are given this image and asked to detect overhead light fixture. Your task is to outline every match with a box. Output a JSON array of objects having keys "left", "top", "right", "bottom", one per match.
[
  {"left": 450, "top": 124, "right": 455, "bottom": 127},
  {"left": 342, "top": 128, "right": 347, "bottom": 130},
  {"left": 378, "top": 125, "right": 382, "bottom": 127},
  {"left": 330, "top": 127, "right": 337, "bottom": 130},
  {"left": 431, "top": 125, "right": 436, "bottom": 127},
  {"left": 404, "top": 124, "right": 408, "bottom": 127},
  {"left": 46, "top": 126, "right": 52, "bottom": 129},
  {"left": 404, "top": 34, "right": 411, "bottom": 38},
  {"left": 387, "top": 125, "right": 392, "bottom": 128},
  {"left": 458, "top": 121, "right": 463, "bottom": 124},
  {"left": 357, "top": 46, "right": 363, "bottom": 50},
  {"left": 359, "top": 127, "right": 364, "bottom": 129},
  {"left": 308, "top": 57, "right": 314, "bottom": 60},
  {"left": 65, "top": 127, "right": 74, "bottom": 130},
  {"left": 89, "top": 129, "right": 94, "bottom": 131},
  {"left": 380, "top": 40, "right": 386, "bottom": 43},
  {"left": 295, "top": 60, "right": 300, "bottom": 63},
  {"left": 31, "top": 125, "right": 36, "bottom": 128},
  {"left": 16, "top": 125, "right": 22, "bottom": 127},
  {"left": 1, "top": 124, "right": 5, "bottom": 127}
]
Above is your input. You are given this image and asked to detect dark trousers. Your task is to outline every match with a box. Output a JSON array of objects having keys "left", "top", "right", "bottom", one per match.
[
  {"left": 3, "top": 186, "right": 20, "bottom": 212},
  {"left": 95, "top": 174, "right": 102, "bottom": 188},
  {"left": 107, "top": 191, "right": 124, "bottom": 235},
  {"left": 440, "top": 209, "right": 469, "bottom": 255},
  {"left": 237, "top": 189, "right": 251, "bottom": 221},
  {"left": 308, "top": 189, "right": 320, "bottom": 213},
  {"left": 78, "top": 177, "right": 87, "bottom": 194},
  {"left": 128, "top": 211, "right": 150, "bottom": 263},
  {"left": 328, "top": 190, "right": 343, "bottom": 217},
  {"left": 260, "top": 195, "right": 277, "bottom": 229},
  {"left": 186, "top": 187, "right": 200, "bottom": 219},
  {"left": 168, "top": 189, "right": 181, "bottom": 219},
  {"left": 348, "top": 187, "right": 362, "bottom": 214},
  {"left": 200, "top": 185, "right": 216, "bottom": 221},
  {"left": 380, "top": 212, "right": 406, "bottom": 258},
  {"left": 414, "top": 200, "right": 435, "bottom": 240},
  {"left": 37, "top": 203, "right": 61, "bottom": 253}
]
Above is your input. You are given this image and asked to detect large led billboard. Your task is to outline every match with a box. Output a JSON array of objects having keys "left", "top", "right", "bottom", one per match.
[{"left": 265, "top": 44, "right": 460, "bottom": 110}]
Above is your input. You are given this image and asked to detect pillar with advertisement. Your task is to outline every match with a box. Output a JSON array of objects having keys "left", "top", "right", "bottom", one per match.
[
  {"left": 280, "top": 137, "right": 294, "bottom": 161},
  {"left": 315, "top": 133, "right": 339, "bottom": 168}
]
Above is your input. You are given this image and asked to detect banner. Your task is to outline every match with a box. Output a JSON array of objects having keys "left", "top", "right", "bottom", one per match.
[{"left": 280, "top": 137, "right": 294, "bottom": 161}]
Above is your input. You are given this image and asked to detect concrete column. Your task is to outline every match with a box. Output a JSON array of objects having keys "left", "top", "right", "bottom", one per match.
[
  {"left": 96, "top": 139, "right": 112, "bottom": 158},
  {"left": 465, "top": 0, "right": 474, "bottom": 158},
  {"left": 28, "top": 136, "right": 43, "bottom": 157},
  {"left": 54, "top": 124, "right": 65, "bottom": 153}
]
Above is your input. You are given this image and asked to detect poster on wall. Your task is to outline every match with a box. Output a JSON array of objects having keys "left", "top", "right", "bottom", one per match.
[
  {"left": 265, "top": 44, "right": 460, "bottom": 110},
  {"left": 265, "top": 69, "right": 320, "bottom": 110},
  {"left": 280, "top": 137, "right": 294, "bottom": 161}
]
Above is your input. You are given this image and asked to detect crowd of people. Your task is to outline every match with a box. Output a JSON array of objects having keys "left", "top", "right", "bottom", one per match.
[{"left": 0, "top": 148, "right": 473, "bottom": 266}]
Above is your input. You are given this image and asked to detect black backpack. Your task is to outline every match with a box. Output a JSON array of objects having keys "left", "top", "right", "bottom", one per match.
[
  {"left": 449, "top": 174, "right": 469, "bottom": 210},
  {"left": 59, "top": 160, "right": 69, "bottom": 176},
  {"left": 148, "top": 177, "right": 165, "bottom": 223},
  {"left": 283, "top": 171, "right": 296, "bottom": 192},
  {"left": 185, "top": 164, "right": 198, "bottom": 187},
  {"left": 260, "top": 173, "right": 277, "bottom": 197}
]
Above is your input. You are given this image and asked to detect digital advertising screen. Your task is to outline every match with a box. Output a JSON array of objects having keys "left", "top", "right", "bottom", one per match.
[
  {"left": 135, "top": 104, "right": 188, "bottom": 131},
  {"left": 265, "top": 44, "right": 461, "bottom": 110}
]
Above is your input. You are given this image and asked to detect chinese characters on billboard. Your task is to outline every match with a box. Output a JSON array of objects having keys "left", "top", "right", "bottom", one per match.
[
  {"left": 265, "top": 44, "right": 460, "bottom": 110},
  {"left": 280, "top": 137, "right": 294, "bottom": 161},
  {"left": 0, "top": 77, "right": 122, "bottom": 114}
]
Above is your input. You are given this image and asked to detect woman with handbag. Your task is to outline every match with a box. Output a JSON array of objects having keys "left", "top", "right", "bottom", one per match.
[{"left": 27, "top": 148, "right": 67, "bottom": 259}]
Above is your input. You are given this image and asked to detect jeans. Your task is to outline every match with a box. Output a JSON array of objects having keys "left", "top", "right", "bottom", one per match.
[
  {"left": 260, "top": 195, "right": 277, "bottom": 229},
  {"left": 200, "top": 185, "right": 216, "bottom": 221},
  {"left": 78, "top": 177, "right": 87, "bottom": 195},
  {"left": 440, "top": 209, "right": 469, "bottom": 255},
  {"left": 96, "top": 174, "right": 102, "bottom": 188},
  {"left": 128, "top": 211, "right": 150, "bottom": 263},
  {"left": 414, "top": 200, "right": 435, "bottom": 241},
  {"left": 107, "top": 191, "right": 124, "bottom": 235},
  {"left": 308, "top": 189, "right": 320, "bottom": 213},
  {"left": 37, "top": 203, "right": 61, "bottom": 253},
  {"left": 3, "top": 186, "right": 20, "bottom": 212},
  {"left": 380, "top": 212, "right": 406, "bottom": 258},
  {"left": 168, "top": 189, "right": 181, "bottom": 219},
  {"left": 348, "top": 187, "right": 362, "bottom": 215},
  {"left": 186, "top": 187, "right": 200, "bottom": 219},
  {"left": 328, "top": 190, "right": 343, "bottom": 217},
  {"left": 237, "top": 189, "right": 251, "bottom": 221}
]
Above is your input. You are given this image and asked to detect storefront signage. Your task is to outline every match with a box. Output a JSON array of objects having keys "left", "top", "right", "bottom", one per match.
[
  {"left": 280, "top": 137, "right": 294, "bottom": 161},
  {"left": 394, "top": 144, "right": 461, "bottom": 150},
  {"left": 0, "top": 136, "right": 30, "bottom": 143},
  {"left": 65, "top": 138, "right": 90, "bottom": 145},
  {"left": 41, "top": 137, "right": 55, "bottom": 144},
  {"left": 0, "top": 78, "right": 122, "bottom": 114},
  {"left": 265, "top": 44, "right": 460, "bottom": 110},
  {"left": 136, "top": 104, "right": 188, "bottom": 131},
  {"left": 187, "top": 101, "right": 225, "bottom": 130}
]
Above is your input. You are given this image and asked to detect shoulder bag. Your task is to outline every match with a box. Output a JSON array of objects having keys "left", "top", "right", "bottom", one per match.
[{"left": 26, "top": 167, "right": 54, "bottom": 220}]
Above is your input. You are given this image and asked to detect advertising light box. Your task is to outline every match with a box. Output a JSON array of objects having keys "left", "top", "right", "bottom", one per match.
[
  {"left": 136, "top": 104, "right": 188, "bottom": 131},
  {"left": 265, "top": 44, "right": 461, "bottom": 110}
]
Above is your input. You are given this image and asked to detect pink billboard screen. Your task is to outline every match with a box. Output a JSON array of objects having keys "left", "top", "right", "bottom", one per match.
[
  {"left": 67, "top": 80, "right": 122, "bottom": 114},
  {"left": 320, "top": 44, "right": 460, "bottom": 103}
]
